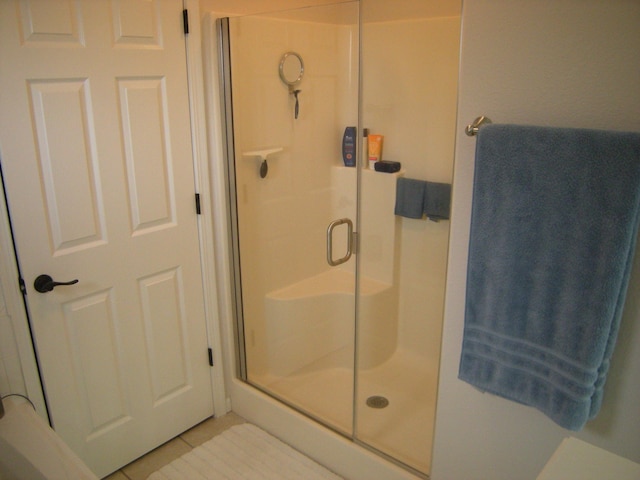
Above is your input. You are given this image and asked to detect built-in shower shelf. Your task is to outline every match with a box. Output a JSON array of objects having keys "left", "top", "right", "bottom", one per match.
[{"left": 243, "top": 147, "right": 283, "bottom": 160}]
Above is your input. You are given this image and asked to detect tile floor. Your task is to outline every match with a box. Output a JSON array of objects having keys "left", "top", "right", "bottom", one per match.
[{"left": 102, "top": 412, "right": 246, "bottom": 480}]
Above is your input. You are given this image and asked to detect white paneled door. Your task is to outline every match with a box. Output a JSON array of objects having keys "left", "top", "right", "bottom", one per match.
[{"left": 0, "top": 0, "right": 214, "bottom": 476}]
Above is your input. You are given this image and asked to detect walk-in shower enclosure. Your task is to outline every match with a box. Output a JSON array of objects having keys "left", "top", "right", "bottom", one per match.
[{"left": 217, "top": 2, "right": 460, "bottom": 476}]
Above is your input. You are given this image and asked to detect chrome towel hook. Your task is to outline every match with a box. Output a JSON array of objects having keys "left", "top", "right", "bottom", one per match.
[{"left": 465, "top": 116, "right": 492, "bottom": 136}]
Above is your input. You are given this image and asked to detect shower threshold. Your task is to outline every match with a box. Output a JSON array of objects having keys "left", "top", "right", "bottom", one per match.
[{"left": 248, "top": 347, "right": 436, "bottom": 475}]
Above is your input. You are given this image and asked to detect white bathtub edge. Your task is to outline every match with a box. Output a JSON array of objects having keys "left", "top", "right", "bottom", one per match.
[{"left": 0, "top": 397, "right": 98, "bottom": 480}]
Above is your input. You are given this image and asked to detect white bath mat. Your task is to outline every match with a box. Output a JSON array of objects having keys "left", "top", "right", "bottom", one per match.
[{"left": 147, "top": 423, "right": 343, "bottom": 479}]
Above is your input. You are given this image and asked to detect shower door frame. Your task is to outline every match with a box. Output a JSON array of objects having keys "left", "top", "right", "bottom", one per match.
[{"left": 217, "top": 17, "right": 248, "bottom": 381}]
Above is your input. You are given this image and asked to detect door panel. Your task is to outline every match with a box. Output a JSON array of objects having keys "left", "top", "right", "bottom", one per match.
[
  {"left": 28, "top": 78, "right": 107, "bottom": 253},
  {"left": 111, "top": 0, "right": 162, "bottom": 48},
  {"left": 0, "top": 0, "right": 213, "bottom": 476},
  {"left": 61, "top": 289, "right": 129, "bottom": 438},
  {"left": 138, "top": 267, "right": 192, "bottom": 403},
  {"left": 17, "top": 0, "right": 85, "bottom": 46},
  {"left": 118, "top": 77, "right": 176, "bottom": 232}
]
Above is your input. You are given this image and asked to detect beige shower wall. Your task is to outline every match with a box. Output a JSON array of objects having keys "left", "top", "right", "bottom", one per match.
[
  {"left": 230, "top": 15, "right": 357, "bottom": 283},
  {"left": 225, "top": 13, "right": 358, "bottom": 377},
  {"left": 202, "top": 1, "right": 461, "bottom": 377},
  {"left": 361, "top": 16, "right": 460, "bottom": 359}
]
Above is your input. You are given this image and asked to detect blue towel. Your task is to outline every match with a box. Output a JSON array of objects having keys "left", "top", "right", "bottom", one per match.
[
  {"left": 459, "top": 124, "right": 640, "bottom": 431},
  {"left": 424, "top": 181, "right": 451, "bottom": 221},
  {"left": 395, "top": 177, "right": 426, "bottom": 219}
]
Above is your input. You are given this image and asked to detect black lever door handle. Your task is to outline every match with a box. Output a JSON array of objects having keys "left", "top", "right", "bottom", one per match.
[{"left": 34, "top": 274, "right": 79, "bottom": 293}]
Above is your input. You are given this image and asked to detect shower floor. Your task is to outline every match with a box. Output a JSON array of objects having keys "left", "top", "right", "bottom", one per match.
[{"left": 250, "top": 348, "right": 437, "bottom": 474}]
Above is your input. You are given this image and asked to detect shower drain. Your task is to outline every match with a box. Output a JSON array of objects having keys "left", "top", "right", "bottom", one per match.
[{"left": 366, "top": 395, "right": 389, "bottom": 409}]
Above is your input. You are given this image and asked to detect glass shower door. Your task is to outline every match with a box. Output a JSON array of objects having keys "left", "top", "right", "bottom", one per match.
[
  {"left": 220, "top": 1, "right": 460, "bottom": 476},
  {"left": 220, "top": 3, "right": 360, "bottom": 435},
  {"left": 353, "top": 1, "right": 461, "bottom": 475}
]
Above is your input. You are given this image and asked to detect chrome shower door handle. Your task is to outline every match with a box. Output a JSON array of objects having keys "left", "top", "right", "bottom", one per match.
[{"left": 327, "top": 218, "right": 353, "bottom": 266}]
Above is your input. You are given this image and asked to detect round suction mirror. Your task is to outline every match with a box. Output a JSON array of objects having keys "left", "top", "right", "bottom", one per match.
[{"left": 279, "top": 52, "right": 304, "bottom": 88}]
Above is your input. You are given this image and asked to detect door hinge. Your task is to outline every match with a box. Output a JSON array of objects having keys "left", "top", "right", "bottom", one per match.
[
  {"left": 18, "top": 276, "right": 26, "bottom": 295},
  {"left": 183, "top": 9, "right": 189, "bottom": 35},
  {"left": 208, "top": 347, "right": 214, "bottom": 366},
  {"left": 195, "top": 193, "right": 201, "bottom": 214}
]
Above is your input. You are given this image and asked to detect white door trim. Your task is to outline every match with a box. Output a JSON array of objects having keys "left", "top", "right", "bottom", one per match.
[
  {"left": 183, "top": 0, "right": 228, "bottom": 416},
  {"left": 201, "top": 12, "right": 240, "bottom": 406}
]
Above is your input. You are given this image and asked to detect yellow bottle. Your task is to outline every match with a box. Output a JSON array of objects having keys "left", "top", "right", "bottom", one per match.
[{"left": 368, "top": 134, "right": 383, "bottom": 169}]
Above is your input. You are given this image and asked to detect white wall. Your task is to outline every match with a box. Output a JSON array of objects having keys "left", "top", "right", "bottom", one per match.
[{"left": 432, "top": 1, "right": 640, "bottom": 479}]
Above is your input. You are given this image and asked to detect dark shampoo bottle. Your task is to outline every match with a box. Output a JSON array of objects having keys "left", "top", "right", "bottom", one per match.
[{"left": 342, "top": 126, "right": 356, "bottom": 167}]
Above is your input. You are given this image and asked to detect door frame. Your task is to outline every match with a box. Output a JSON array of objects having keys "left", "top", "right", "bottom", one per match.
[{"left": 0, "top": 0, "right": 227, "bottom": 423}]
